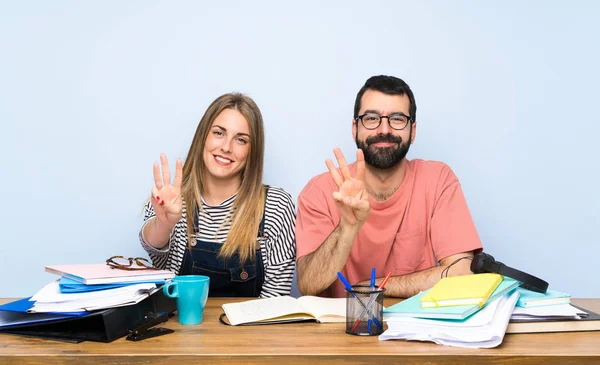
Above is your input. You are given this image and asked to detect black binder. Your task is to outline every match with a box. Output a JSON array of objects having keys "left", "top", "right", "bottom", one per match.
[{"left": 0, "top": 290, "right": 176, "bottom": 343}]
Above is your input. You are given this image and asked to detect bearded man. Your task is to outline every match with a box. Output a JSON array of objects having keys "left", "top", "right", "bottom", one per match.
[{"left": 295, "top": 75, "right": 483, "bottom": 298}]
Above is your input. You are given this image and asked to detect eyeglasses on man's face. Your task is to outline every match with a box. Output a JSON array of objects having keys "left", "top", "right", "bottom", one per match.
[
  {"left": 356, "top": 112, "right": 413, "bottom": 130},
  {"left": 106, "top": 255, "right": 156, "bottom": 270}
]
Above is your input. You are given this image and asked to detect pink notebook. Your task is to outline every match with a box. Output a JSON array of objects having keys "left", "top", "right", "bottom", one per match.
[{"left": 45, "top": 264, "right": 175, "bottom": 285}]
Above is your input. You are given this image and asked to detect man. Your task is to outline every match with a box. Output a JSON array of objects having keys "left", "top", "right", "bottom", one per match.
[{"left": 295, "top": 75, "right": 483, "bottom": 298}]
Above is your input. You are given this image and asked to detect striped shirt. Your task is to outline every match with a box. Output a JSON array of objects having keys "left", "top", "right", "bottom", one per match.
[{"left": 139, "top": 186, "right": 296, "bottom": 298}]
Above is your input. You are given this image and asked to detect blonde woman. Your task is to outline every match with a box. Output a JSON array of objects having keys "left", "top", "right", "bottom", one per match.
[{"left": 140, "top": 93, "right": 296, "bottom": 297}]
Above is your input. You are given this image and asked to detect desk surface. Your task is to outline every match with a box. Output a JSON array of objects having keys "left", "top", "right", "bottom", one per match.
[{"left": 1, "top": 297, "right": 599, "bottom": 365}]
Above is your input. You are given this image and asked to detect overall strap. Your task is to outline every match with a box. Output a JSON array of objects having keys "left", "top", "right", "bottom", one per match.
[{"left": 258, "top": 185, "right": 270, "bottom": 237}]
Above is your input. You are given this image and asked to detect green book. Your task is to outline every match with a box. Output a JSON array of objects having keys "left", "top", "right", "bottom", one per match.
[
  {"left": 516, "top": 288, "right": 571, "bottom": 308},
  {"left": 383, "top": 277, "right": 520, "bottom": 320}
]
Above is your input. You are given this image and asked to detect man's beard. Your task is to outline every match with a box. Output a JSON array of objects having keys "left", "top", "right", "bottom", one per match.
[{"left": 355, "top": 127, "right": 412, "bottom": 170}]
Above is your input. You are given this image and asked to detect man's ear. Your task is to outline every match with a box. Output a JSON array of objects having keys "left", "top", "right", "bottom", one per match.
[
  {"left": 410, "top": 122, "right": 417, "bottom": 144},
  {"left": 352, "top": 118, "right": 357, "bottom": 141}
]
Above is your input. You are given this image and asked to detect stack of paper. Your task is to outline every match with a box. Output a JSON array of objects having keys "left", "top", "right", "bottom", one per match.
[
  {"left": 380, "top": 290, "right": 520, "bottom": 348},
  {"left": 507, "top": 304, "right": 600, "bottom": 334},
  {"left": 28, "top": 280, "right": 158, "bottom": 313},
  {"left": 512, "top": 303, "right": 586, "bottom": 320}
]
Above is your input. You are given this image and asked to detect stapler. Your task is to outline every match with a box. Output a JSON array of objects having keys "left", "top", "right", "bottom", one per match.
[{"left": 126, "top": 312, "right": 174, "bottom": 341}]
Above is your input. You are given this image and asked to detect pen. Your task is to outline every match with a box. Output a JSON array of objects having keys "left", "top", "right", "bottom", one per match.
[
  {"left": 370, "top": 268, "right": 376, "bottom": 289},
  {"left": 337, "top": 272, "right": 383, "bottom": 329},
  {"left": 350, "top": 272, "right": 392, "bottom": 332},
  {"left": 336, "top": 272, "right": 354, "bottom": 296},
  {"left": 368, "top": 268, "right": 376, "bottom": 334},
  {"left": 367, "top": 268, "right": 377, "bottom": 333}
]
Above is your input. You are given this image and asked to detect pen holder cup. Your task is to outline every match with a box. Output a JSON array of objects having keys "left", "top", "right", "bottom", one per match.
[{"left": 345, "top": 285, "right": 386, "bottom": 336}]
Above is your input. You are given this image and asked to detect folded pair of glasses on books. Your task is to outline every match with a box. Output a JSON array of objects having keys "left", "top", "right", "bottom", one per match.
[{"left": 106, "top": 256, "right": 157, "bottom": 271}]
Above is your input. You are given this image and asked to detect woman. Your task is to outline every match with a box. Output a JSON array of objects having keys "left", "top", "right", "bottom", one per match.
[{"left": 139, "top": 93, "right": 296, "bottom": 298}]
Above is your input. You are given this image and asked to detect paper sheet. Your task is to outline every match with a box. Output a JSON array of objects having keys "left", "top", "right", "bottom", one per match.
[
  {"left": 28, "top": 280, "right": 157, "bottom": 312},
  {"left": 511, "top": 303, "right": 586, "bottom": 320}
]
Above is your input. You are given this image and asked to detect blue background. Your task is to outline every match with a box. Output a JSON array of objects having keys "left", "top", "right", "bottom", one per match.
[{"left": 1, "top": 1, "right": 598, "bottom": 297}]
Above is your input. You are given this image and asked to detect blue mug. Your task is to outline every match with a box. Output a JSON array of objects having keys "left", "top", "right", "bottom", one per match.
[{"left": 163, "top": 275, "right": 210, "bottom": 325}]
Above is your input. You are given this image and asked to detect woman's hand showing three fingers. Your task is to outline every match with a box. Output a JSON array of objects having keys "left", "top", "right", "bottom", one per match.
[{"left": 150, "top": 153, "right": 183, "bottom": 227}]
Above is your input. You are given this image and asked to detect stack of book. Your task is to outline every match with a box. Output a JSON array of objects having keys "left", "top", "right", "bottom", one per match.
[
  {"left": 26, "top": 263, "right": 176, "bottom": 313},
  {"left": 381, "top": 273, "right": 600, "bottom": 348},
  {"left": 508, "top": 287, "right": 600, "bottom": 333},
  {"left": 381, "top": 273, "right": 520, "bottom": 348},
  {"left": 0, "top": 262, "right": 177, "bottom": 342},
  {"left": 1, "top": 263, "right": 175, "bottom": 317}
]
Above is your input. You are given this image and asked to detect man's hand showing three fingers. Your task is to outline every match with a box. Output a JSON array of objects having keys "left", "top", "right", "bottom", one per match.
[{"left": 326, "top": 147, "right": 370, "bottom": 229}]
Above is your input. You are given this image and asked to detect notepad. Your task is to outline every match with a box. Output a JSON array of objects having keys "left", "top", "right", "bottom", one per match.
[
  {"left": 221, "top": 296, "right": 346, "bottom": 325},
  {"left": 420, "top": 273, "right": 504, "bottom": 308},
  {"left": 516, "top": 288, "right": 571, "bottom": 308},
  {"left": 384, "top": 277, "right": 520, "bottom": 320}
]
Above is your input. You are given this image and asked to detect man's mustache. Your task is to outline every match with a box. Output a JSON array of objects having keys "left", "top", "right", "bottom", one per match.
[{"left": 366, "top": 134, "right": 403, "bottom": 145}]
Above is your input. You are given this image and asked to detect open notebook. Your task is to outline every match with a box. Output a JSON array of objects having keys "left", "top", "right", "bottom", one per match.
[{"left": 221, "top": 296, "right": 346, "bottom": 325}]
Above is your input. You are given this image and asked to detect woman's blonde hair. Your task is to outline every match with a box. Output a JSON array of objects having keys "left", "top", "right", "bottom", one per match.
[{"left": 182, "top": 93, "right": 265, "bottom": 263}]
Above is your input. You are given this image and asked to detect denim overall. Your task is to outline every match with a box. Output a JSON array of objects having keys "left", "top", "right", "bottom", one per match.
[{"left": 180, "top": 188, "right": 268, "bottom": 297}]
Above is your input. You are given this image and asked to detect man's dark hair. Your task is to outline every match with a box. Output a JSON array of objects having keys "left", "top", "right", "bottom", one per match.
[{"left": 353, "top": 75, "right": 417, "bottom": 122}]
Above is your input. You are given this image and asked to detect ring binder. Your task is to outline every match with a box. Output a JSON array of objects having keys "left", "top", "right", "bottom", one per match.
[{"left": 0, "top": 289, "right": 176, "bottom": 342}]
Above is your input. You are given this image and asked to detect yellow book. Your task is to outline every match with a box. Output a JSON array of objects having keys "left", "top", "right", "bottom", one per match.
[{"left": 420, "top": 273, "right": 504, "bottom": 308}]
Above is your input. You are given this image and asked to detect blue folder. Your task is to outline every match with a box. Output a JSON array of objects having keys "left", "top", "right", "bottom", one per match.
[
  {"left": 0, "top": 298, "right": 85, "bottom": 329},
  {"left": 59, "top": 276, "right": 166, "bottom": 293}
]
